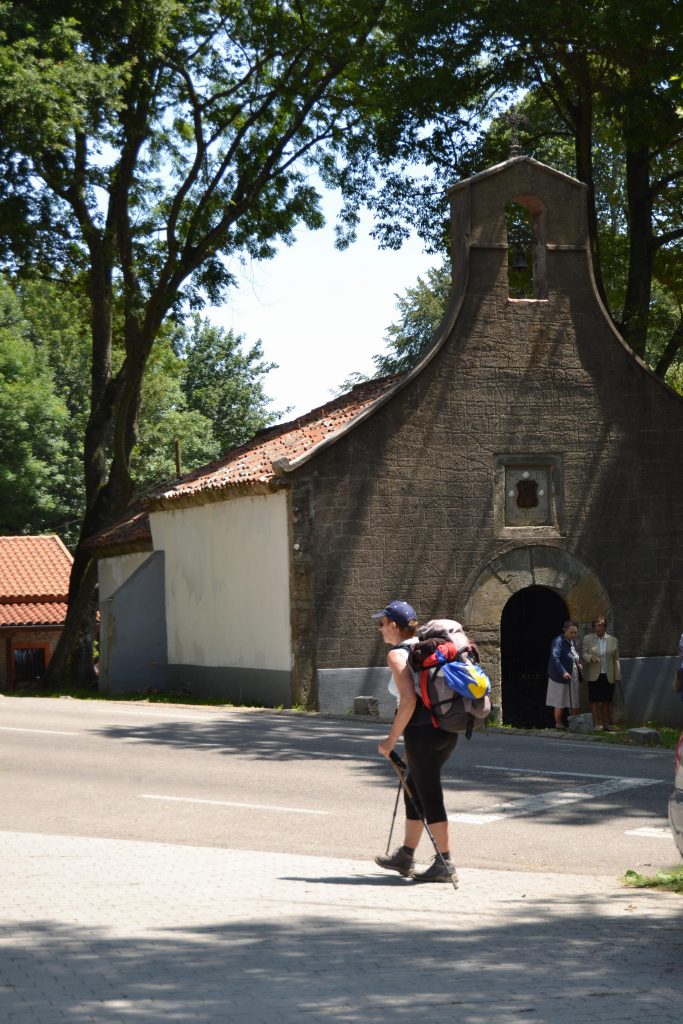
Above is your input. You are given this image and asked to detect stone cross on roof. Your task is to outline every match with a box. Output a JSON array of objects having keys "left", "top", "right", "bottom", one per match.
[{"left": 508, "top": 106, "right": 524, "bottom": 158}]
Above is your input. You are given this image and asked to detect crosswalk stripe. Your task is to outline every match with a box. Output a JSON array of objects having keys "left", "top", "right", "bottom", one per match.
[{"left": 449, "top": 777, "right": 659, "bottom": 825}]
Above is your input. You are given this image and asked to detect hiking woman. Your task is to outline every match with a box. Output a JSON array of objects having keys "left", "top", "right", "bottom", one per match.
[{"left": 372, "top": 600, "right": 458, "bottom": 884}]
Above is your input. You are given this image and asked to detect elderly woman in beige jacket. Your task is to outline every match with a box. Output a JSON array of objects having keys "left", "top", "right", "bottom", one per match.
[{"left": 581, "top": 616, "right": 621, "bottom": 731}]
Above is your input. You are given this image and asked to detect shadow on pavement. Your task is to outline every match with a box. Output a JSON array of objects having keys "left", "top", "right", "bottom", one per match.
[{"left": 1, "top": 892, "right": 681, "bottom": 1023}]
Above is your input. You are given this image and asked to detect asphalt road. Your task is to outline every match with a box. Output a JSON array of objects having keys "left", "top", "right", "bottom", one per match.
[{"left": 0, "top": 695, "right": 678, "bottom": 877}]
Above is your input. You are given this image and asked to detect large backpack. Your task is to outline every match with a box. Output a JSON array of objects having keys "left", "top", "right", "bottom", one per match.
[{"left": 409, "top": 620, "right": 492, "bottom": 738}]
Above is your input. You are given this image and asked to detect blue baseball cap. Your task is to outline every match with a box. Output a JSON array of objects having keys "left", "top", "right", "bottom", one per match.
[{"left": 372, "top": 600, "right": 418, "bottom": 627}]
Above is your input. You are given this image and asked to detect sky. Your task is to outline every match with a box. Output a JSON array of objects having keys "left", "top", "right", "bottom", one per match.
[{"left": 210, "top": 200, "right": 442, "bottom": 422}]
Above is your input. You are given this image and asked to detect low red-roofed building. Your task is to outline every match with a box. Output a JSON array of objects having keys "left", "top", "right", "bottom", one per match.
[{"left": 0, "top": 535, "right": 73, "bottom": 691}]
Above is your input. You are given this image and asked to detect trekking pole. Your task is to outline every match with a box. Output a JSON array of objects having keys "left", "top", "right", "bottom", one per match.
[
  {"left": 385, "top": 777, "right": 403, "bottom": 855},
  {"left": 388, "top": 751, "right": 458, "bottom": 892}
]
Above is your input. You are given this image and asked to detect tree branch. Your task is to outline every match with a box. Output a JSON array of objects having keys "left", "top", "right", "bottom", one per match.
[
  {"left": 164, "top": 61, "right": 208, "bottom": 261},
  {"left": 654, "top": 316, "right": 683, "bottom": 378},
  {"left": 654, "top": 226, "right": 683, "bottom": 250},
  {"left": 650, "top": 166, "right": 683, "bottom": 197}
]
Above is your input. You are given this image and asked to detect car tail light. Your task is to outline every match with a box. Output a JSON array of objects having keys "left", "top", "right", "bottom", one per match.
[{"left": 676, "top": 733, "right": 683, "bottom": 775}]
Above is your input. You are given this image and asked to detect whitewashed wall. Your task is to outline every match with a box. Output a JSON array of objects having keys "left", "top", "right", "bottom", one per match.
[
  {"left": 150, "top": 492, "right": 291, "bottom": 671},
  {"left": 98, "top": 552, "right": 151, "bottom": 602}
]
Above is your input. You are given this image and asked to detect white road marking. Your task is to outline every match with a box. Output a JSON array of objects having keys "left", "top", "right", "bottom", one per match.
[
  {"left": 449, "top": 777, "right": 659, "bottom": 825},
  {"left": 476, "top": 764, "right": 661, "bottom": 782},
  {"left": 624, "top": 826, "right": 674, "bottom": 840},
  {"left": 140, "top": 794, "right": 329, "bottom": 815},
  {"left": 0, "top": 726, "right": 79, "bottom": 736}
]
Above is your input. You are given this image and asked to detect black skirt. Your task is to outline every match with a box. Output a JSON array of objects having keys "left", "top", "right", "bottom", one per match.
[{"left": 588, "top": 673, "right": 614, "bottom": 703}]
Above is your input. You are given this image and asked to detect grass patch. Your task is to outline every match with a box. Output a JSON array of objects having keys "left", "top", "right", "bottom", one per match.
[
  {"left": 9, "top": 681, "right": 251, "bottom": 708},
  {"left": 487, "top": 720, "right": 680, "bottom": 748},
  {"left": 7, "top": 681, "right": 312, "bottom": 712},
  {"left": 600, "top": 723, "right": 681, "bottom": 750},
  {"left": 623, "top": 865, "right": 683, "bottom": 894}
]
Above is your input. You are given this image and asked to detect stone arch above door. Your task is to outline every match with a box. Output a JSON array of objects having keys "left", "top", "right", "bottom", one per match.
[
  {"left": 462, "top": 546, "right": 611, "bottom": 718},
  {"left": 464, "top": 545, "right": 612, "bottom": 630}
]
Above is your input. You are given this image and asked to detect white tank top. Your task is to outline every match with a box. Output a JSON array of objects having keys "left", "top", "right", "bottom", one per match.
[{"left": 387, "top": 638, "right": 419, "bottom": 701}]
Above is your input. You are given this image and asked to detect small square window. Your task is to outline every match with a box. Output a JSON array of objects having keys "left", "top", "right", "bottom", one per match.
[{"left": 494, "top": 455, "right": 563, "bottom": 538}]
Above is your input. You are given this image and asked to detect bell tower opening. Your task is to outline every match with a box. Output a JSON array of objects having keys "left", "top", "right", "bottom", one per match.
[
  {"left": 500, "top": 585, "right": 568, "bottom": 727},
  {"left": 506, "top": 198, "right": 548, "bottom": 300}
]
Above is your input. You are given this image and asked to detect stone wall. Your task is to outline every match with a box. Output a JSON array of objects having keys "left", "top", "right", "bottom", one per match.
[{"left": 288, "top": 158, "right": 683, "bottom": 726}]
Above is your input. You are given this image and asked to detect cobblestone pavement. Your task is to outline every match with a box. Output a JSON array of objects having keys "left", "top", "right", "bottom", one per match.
[{"left": 1, "top": 830, "right": 681, "bottom": 1024}]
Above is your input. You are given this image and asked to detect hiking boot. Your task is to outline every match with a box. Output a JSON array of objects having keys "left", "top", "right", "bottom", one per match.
[
  {"left": 374, "top": 846, "right": 415, "bottom": 877},
  {"left": 413, "top": 855, "right": 459, "bottom": 885}
]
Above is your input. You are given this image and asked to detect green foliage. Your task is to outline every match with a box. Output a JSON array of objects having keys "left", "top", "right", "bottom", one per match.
[
  {"left": 178, "top": 315, "right": 283, "bottom": 456},
  {"left": 599, "top": 724, "right": 681, "bottom": 750},
  {"left": 2, "top": 277, "right": 280, "bottom": 536},
  {"left": 339, "top": 0, "right": 683, "bottom": 366},
  {"left": 13, "top": 679, "right": 278, "bottom": 707},
  {"left": 132, "top": 326, "right": 219, "bottom": 490},
  {"left": 338, "top": 264, "right": 451, "bottom": 389},
  {"left": 349, "top": 71, "right": 683, "bottom": 386},
  {"left": 0, "top": 1, "right": 397, "bottom": 287},
  {"left": 665, "top": 362, "right": 683, "bottom": 398},
  {"left": 0, "top": 276, "right": 68, "bottom": 532},
  {"left": 133, "top": 315, "right": 281, "bottom": 487},
  {"left": 623, "top": 867, "right": 683, "bottom": 894},
  {"left": 340, "top": 262, "right": 449, "bottom": 388},
  {"left": 0, "top": 0, "right": 416, "bottom": 678},
  {"left": 0, "top": 0, "right": 405, "bottom": 577},
  {"left": 373, "top": 264, "right": 452, "bottom": 377},
  {"left": 16, "top": 277, "right": 92, "bottom": 539},
  {"left": 478, "top": 90, "right": 683, "bottom": 374}
]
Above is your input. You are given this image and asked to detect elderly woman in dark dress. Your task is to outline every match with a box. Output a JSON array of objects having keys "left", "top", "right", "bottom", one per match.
[{"left": 546, "top": 620, "right": 582, "bottom": 730}]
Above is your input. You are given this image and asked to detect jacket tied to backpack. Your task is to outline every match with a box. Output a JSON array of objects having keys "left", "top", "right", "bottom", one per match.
[{"left": 408, "top": 620, "right": 492, "bottom": 738}]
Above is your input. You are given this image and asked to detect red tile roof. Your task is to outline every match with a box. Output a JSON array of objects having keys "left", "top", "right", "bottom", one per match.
[
  {"left": 85, "top": 374, "right": 402, "bottom": 553},
  {"left": 81, "top": 508, "right": 152, "bottom": 556},
  {"left": 149, "top": 374, "right": 401, "bottom": 508},
  {"left": 0, "top": 535, "right": 73, "bottom": 628},
  {"left": 0, "top": 601, "right": 69, "bottom": 627}
]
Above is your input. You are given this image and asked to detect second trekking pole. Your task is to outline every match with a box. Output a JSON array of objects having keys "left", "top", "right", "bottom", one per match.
[{"left": 385, "top": 777, "right": 403, "bottom": 855}]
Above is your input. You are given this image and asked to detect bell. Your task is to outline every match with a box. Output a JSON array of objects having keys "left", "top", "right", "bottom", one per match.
[{"left": 511, "top": 246, "right": 528, "bottom": 271}]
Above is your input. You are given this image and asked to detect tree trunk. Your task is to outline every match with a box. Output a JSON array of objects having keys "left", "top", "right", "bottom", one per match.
[
  {"left": 621, "top": 146, "right": 654, "bottom": 359},
  {"left": 43, "top": 244, "right": 147, "bottom": 686},
  {"left": 44, "top": 554, "right": 99, "bottom": 686},
  {"left": 573, "top": 91, "right": 609, "bottom": 309},
  {"left": 43, "top": 450, "right": 138, "bottom": 687}
]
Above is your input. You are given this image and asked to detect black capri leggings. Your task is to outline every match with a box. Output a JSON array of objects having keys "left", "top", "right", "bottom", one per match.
[{"left": 403, "top": 721, "right": 458, "bottom": 824}]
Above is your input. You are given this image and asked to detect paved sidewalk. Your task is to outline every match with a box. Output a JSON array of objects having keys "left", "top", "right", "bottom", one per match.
[{"left": 1, "top": 830, "right": 681, "bottom": 1024}]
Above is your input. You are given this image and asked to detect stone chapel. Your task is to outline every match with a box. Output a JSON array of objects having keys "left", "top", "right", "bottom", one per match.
[{"left": 91, "top": 156, "right": 683, "bottom": 728}]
